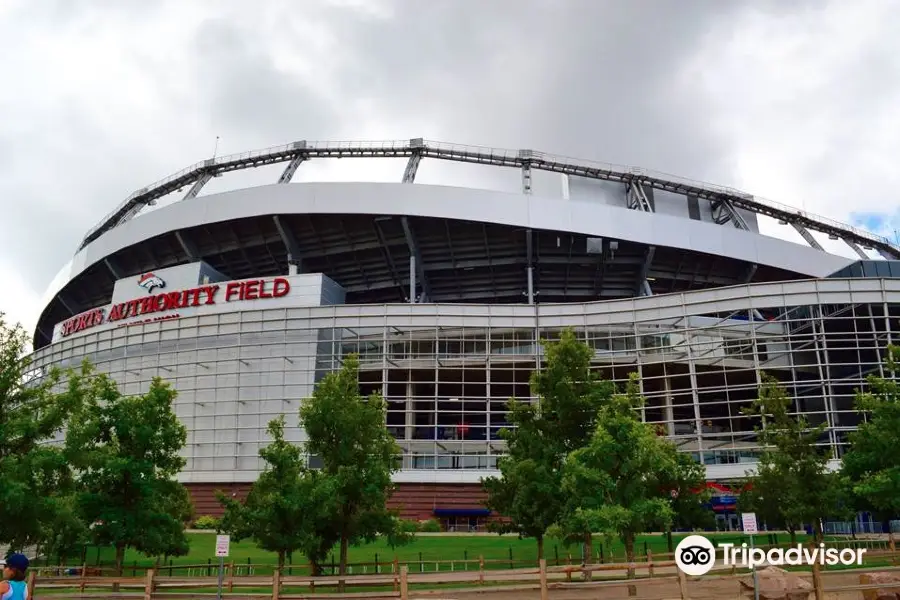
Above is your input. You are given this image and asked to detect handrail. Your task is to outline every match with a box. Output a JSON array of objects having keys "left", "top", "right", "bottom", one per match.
[{"left": 76, "top": 139, "right": 899, "bottom": 258}]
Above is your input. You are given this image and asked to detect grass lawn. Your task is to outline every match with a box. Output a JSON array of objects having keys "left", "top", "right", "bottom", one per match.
[{"left": 48, "top": 531, "right": 839, "bottom": 575}]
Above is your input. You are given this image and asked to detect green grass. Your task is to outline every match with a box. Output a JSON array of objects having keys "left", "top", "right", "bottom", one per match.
[{"left": 42, "top": 531, "right": 835, "bottom": 575}]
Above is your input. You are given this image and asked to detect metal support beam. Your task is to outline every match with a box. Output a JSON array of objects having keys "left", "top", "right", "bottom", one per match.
[
  {"left": 409, "top": 255, "right": 416, "bottom": 304},
  {"left": 57, "top": 294, "right": 77, "bottom": 316},
  {"left": 403, "top": 138, "right": 425, "bottom": 184},
  {"left": 742, "top": 263, "right": 758, "bottom": 284},
  {"left": 791, "top": 222, "right": 824, "bottom": 251},
  {"left": 518, "top": 150, "right": 535, "bottom": 195},
  {"left": 278, "top": 156, "right": 306, "bottom": 184},
  {"left": 104, "top": 258, "right": 123, "bottom": 280},
  {"left": 401, "top": 216, "right": 429, "bottom": 302},
  {"left": 637, "top": 246, "right": 655, "bottom": 296},
  {"left": 403, "top": 153, "right": 422, "bottom": 183},
  {"left": 526, "top": 229, "right": 534, "bottom": 304},
  {"left": 175, "top": 230, "right": 201, "bottom": 261},
  {"left": 183, "top": 171, "right": 213, "bottom": 200},
  {"left": 626, "top": 180, "right": 653, "bottom": 212},
  {"left": 843, "top": 238, "right": 869, "bottom": 260},
  {"left": 711, "top": 199, "right": 749, "bottom": 229},
  {"left": 522, "top": 164, "right": 532, "bottom": 195},
  {"left": 878, "top": 248, "right": 900, "bottom": 260},
  {"left": 273, "top": 215, "right": 302, "bottom": 271}
]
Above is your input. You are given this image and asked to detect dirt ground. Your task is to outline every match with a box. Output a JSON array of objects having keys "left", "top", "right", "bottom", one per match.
[{"left": 409, "top": 570, "right": 875, "bottom": 600}]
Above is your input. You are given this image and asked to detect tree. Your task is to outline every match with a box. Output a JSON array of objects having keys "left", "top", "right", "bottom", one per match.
[
  {"left": 483, "top": 329, "right": 615, "bottom": 559},
  {"left": 843, "top": 345, "right": 900, "bottom": 532},
  {"left": 300, "top": 354, "right": 410, "bottom": 588},
  {"left": 664, "top": 452, "right": 712, "bottom": 552},
  {"left": 560, "top": 374, "right": 683, "bottom": 585},
  {"left": 64, "top": 364, "right": 192, "bottom": 574},
  {"left": 0, "top": 314, "right": 76, "bottom": 551},
  {"left": 39, "top": 492, "right": 90, "bottom": 565},
  {"left": 743, "top": 375, "right": 837, "bottom": 543},
  {"left": 218, "top": 416, "right": 340, "bottom": 573}
]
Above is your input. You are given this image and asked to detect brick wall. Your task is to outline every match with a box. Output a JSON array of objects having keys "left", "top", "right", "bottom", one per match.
[{"left": 186, "top": 481, "right": 493, "bottom": 521}]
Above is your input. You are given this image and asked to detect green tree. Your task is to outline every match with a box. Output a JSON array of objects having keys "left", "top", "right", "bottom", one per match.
[
  {"left": 39, "top": 492, "right": 90, "bottom": 565},
  {"left": 664, "top": 452, "right": 712, "bottom": 552},
  {"left": 0, "top": 314, "right": 76, "bottom": 551},
  {"left": 65, "top": 365, "right": 192, "bottom": 574},
  {"left": 743, "top": 375, "right": 837, "bottom": 543},
  {"left": 300, "top": 354, "right": 410, "bottom": 588},
  {"left": 843, "top": 345, "right": 900, "bottom": 531},
  {"left": 560, "top": 374, "right": 683, "bottom": 583},
  {"left": 484, "top": 329, "right": 614, "bottom": 559},
  {"left": 218, "top": 416, "right": 340, "bottom": 573}
]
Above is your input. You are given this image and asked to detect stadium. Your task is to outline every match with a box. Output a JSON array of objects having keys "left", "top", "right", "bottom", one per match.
[{"left": 27, "top": 138, "right": 900, "bottom": 532}]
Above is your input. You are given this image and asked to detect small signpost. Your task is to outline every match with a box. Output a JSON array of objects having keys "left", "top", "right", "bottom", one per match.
[
  {"left": 215, "top": 535, "right": 230, "bottom": 600},
  {"left": 742, "top": 513, "right": 759, "bottom": 600}
]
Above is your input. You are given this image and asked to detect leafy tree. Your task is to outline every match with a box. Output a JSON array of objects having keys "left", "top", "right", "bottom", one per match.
[
  {"left": 300, "top": 354, "right": 411, "bottom": 588},
  {"left": 843, "top": 345, "right": 900, "bottom": 532},
  {"left": 0, "top": 314, "right": 75, "bottom": 550},
  {"left": 218, "top": 416, "right": 340, "bottom": 573},
  {"left": 64, "top": 364, "right": 192, "bottom": 574},
  {"left": 560, "top": 374, "right": 684, "bottom": 583},
  {"left": 737, "top": 478, "right": 788, "bottom": 532},
  {"left": 663, "top": 452, "right": 712, "bottom": 552},
  {"left": 484, "top": 329, "right": 614, "bottom": 559},
  {"left": 39, "top": 492, "right": 90, "bottom": 565},
  {"left": 743, "top": 375, "right": 837, "bottom": 543}
]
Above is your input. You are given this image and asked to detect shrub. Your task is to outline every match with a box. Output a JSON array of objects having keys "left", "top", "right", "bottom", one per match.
[
  {"left": 193, "top": 515, "right": 220, "bottom": 530},
  {"left": 418, "top": 519, "right": 441, "bottom": 533}
]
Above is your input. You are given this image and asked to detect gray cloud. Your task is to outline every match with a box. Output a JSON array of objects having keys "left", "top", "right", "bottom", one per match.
[{"left": 2, "top": 0, "right": 899, "bottom": 329}]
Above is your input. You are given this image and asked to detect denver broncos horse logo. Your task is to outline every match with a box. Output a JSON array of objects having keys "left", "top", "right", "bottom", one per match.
[{"left": 138, "top": 273, "right": 166, "bottom": 293}]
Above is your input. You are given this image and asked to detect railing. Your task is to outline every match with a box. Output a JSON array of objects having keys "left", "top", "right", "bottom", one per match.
[
  {"left": 77, "top": 138, "right": 900, "bottom": 256},
  {"left": 23, "top": 538, "right": 900, "bottom": 599}
]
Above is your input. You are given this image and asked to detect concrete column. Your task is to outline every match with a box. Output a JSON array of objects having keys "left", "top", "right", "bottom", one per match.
[{"left": 663, "top": 375, "right": 675, "bottom": 437}]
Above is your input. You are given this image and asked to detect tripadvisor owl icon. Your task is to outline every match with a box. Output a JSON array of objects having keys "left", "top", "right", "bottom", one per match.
[{"left": 675, "top": 535, "right": 716, "bottom": 576}]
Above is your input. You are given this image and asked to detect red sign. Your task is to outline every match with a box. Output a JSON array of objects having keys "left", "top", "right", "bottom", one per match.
[{"left": 59, "top": 277, "right": 291, "bottom": 338}]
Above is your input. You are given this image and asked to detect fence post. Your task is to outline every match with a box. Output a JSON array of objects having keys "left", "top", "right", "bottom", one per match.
[
  {"left": 811, "top": 560, "right": 823, "bottom": 600},
  {"left": 479, "top": 555, "right": 485, "bottom": 585},
  {"left": 677, "top": 567, "right": 690, "bottom": 600},
  {"left": 143, "top": 568, "right": 155, "bottom": 600},
  {"left": 26, "top": 572, "right": 35, "bottom": 599},
  {"left": 272, "top": 567, "right": 281, "bottom": 600},
  {"left": 228, "top": 561, "right": 235, "bottom": 593},
  {"left": 647, "top": 549, "right": 654, "bottom": 578},
  {"left": 539, "top": 558, "right": 548, "bottom": 600},
  {"left": 400, "top": 565, "right": 409, "bottom": 600}
]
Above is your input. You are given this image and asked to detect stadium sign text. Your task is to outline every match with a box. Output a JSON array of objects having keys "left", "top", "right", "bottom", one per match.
[{"left": 60, "top": 277, "right": 291, "bottom": 338}]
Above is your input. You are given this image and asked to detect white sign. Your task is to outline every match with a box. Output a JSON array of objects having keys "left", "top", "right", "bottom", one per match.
[
  {"left": 215, "top": 534, "right": 230, "bottom": 557},
  {"left": 741, "top": 512, "right": 758, "bottom": 534}
]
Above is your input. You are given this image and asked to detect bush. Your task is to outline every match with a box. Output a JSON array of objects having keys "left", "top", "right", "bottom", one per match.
[
  {"left": 397, "top": 519, "right": 419, "bottom": 534},
  {"left": 193, "top": 515, "right": 220, "bottom": 530},
  {"left": 417, "top": 519, "right": 441, "bottom": 533}
]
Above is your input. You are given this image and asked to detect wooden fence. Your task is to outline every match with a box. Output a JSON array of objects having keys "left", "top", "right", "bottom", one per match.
[{"left": 20, "top": 546, "right": 900, "bottom": 600}]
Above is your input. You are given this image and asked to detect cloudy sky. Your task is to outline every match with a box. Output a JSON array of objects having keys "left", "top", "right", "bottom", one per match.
[{"left": 2, "top": 0, "right": 900, "bottom": 335}]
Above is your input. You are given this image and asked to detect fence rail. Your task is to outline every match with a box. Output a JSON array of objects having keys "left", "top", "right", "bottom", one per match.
[{"left": 21, "top": 541, "right": 900, "bottom": 600}]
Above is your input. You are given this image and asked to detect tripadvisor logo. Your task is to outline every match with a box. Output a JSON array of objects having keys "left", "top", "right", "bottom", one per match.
[{"left": 675, "top": 535, "right": 867, "bottom": 576}]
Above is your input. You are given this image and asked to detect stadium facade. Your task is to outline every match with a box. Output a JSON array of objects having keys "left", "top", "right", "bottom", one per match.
[{"left": 28, "top": 139, "right": 900, "bottom": 532}]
